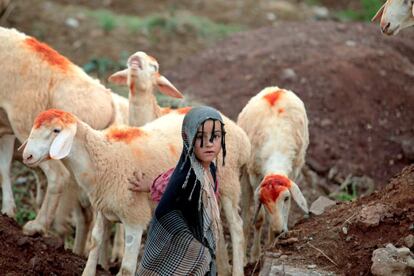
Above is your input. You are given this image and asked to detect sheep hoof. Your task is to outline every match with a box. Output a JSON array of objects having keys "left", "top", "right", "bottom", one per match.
[
  {"left": 23, "top": 220, "right": 45, "bottom": 236},
  {"left": 1, "top": 205, "right": 16, "bottom": 218}
]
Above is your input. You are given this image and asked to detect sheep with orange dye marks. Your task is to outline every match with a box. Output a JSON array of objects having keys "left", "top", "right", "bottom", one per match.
[
  {"left": 0, "top": 27, "right": 129, "bottom": 257},
  {"left": 110, "top": 51, "right": 250, "bottom": 276},
  {"left": 112, "top": 51, "right": 251, "bottom": 275},
  {"left": 21, "top": 109, "right": 194, "bottom": 275},
  {"left": 237, "top": 86, "right": 309, "bottom": 263},
  {"left": 372, "top": 0, "right": 414, "bottom": 35}
]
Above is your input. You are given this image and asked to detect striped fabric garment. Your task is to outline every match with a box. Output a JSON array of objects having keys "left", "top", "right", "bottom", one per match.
[{"left": 136, "top": 209, "right": 215, "bottom": 276}]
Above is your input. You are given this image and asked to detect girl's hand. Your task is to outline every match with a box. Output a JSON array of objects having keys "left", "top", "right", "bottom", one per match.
[{"left": 128, "top": 171, "right": 150, "bottom": 192}]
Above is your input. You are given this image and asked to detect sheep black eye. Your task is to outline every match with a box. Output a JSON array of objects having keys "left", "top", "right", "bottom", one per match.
[
  {"left": 284, "top": 197, "right": 289, "bottom": 202},
  {"left": 53, "top": 129, "right": 61, "bottom": 134}
]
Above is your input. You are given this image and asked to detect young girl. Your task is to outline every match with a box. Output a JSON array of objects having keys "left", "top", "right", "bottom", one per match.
[{"left": 135, "top": 106, "right": 226, "bottom": 276}]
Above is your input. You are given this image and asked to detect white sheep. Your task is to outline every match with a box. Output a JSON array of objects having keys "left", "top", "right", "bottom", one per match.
[
  {"left": 372, "top": 0, "right": 414, "bottom": 35},
  {"left": 0, "top": 26, "right": 128, "bottom": 255},
  {"left": 109, "top": 51, "right": 250, "bottom": 275},
  {"left": 108, "top": 51, "right": 184, "bottom": 127},
  {"left": 237, "top": 86, "right": 309, "bottom": 263}
]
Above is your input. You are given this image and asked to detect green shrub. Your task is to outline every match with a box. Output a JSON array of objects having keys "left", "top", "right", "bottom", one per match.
[{"left": 336, "top": 0, "right": 384, "bottom": 21}]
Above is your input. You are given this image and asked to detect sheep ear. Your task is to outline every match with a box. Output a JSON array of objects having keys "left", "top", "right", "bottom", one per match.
[
  {"left": 288, "top": 182, "right": 309, "bottom": 214},
  {"left": 50, "top": 125, "right": 76, "bottom": 159},
  {"left": 156, "top": 75, "right": 184, "bottom": 99},
  {"left": 371, "top": 3, "right": 385, "bottom": 22},
  {"left": 108, "top": 69, "right": 128, "bottom": 85}
]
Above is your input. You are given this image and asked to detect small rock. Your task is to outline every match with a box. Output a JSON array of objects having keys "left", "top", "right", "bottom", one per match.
[
  {"left": 17, "top": 236, "right": 31, "bottom": 247},
  {"left": 310, "top": 196, "right": 336, "bottom": 215},
  {"left": 312, "top": 6, "right": 329, "bottom": 19},
  {"left": 29, "top": 256, "right": 39, "bottom": 269},
  {"left": 266, "top": 252, "right": 281, "bottom": 258},
  {"left": 401, "top": 138, "right": 414, "bottom": 161},
  {"left": 279, "top": 254, "right": 288, "bottom": 260},
  {"left": 342, "top": 226, "right": 348, "bottom": 235},
  {"left": 65, "top": 17, "right": 80, "bottom": 29},
  {"left": 307, "top": 264, "right": 317, "bottom": 269},
  {"left": 278, "top": 237, "right": 299, "bottom": 245},
  {"left": 405, "top": 235, "right": 414, "bottom": 248},
  {"left": 371, "top": 244, "right": 414, "bottom": 276},
  {"left": 346, "top": 40, "right": 357, "bottom": 47},
  {"left": 15, "top": 176, "right": 28, "bottom": 185},
  {"left": 357, "top": 203, "right": 392, "bottom": 228},
  {"left": 266, "top": 12, "right": 277, "bottom": 21},
  {"left": 280, "top": 68, "right": 297, "bottom": 81},
  {"left": 320, "top": 118, "right": 332, "bottom": 127},
  {"left": 44, "top": 237, "right": 64, "bottom": 250}
]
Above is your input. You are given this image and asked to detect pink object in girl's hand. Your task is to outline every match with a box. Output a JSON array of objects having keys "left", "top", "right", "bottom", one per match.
[
  {"left": 150, "top": 167, "right": 220, "bottom": 203},
  {"left": 151, "top": 167, "right": 175, "bottom": 202}
]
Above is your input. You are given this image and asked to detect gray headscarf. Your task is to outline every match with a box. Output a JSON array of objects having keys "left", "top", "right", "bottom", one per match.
[{"left": 180, "top": 106, "right": 226, "bottom": 204}]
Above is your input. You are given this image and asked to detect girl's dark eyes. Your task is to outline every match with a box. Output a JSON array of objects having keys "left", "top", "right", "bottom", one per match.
[{"left": 53, "top": 129, "right": 61, "bottom": 134}]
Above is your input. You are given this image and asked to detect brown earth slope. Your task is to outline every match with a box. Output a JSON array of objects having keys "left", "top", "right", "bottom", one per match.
[
  {"left": 268, "top": 164, "right": 414, "bottom": 275},
  {"left": 0, "top": 215, "right": 110, "bottom": 275}
]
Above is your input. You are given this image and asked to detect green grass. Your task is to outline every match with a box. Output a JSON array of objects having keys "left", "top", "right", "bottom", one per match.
[
  {"left": 334, "top": 182, "right": 358, "bottom": 202},
  {"left": 82, "top": 51, "right": 129, "bottom": 80},
  {"left": 13, "top": 185, "right": 36, "bottom": 226},
  {"left": 336, "top": 0, "right": 384, "bottom": 21},
  {"left": 87, "top": 9, "right": 243, "bottom": 39}
]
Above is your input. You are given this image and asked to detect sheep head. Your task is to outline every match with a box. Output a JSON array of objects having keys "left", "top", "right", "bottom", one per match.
[
  {"left": 108, "top": 51, "right": 183, "bottom": 98},
  {"left": 256, "top": 174, "right": 308, "bottom": 234},
  {"left": 22, "top": 109, "right": 77, "bottom": 166},
  {"left": 372, "top": 0, "right": 414, "bottom": 35}
]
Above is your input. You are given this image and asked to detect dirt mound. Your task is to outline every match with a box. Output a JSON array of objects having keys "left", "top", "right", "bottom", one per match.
[
  {"left": 0, "top": 215, "right": 109, "bottom": 275},
  {"left": 167, "top": 21, "right": 414, "bottom": 187},
  {"left": 264, "top": 164, "right": 414, "bottom": 275}
]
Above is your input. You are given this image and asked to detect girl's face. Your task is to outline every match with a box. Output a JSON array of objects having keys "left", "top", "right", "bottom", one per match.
[{"left": 193, "top": 119, "right": 223, "bottom": 168}]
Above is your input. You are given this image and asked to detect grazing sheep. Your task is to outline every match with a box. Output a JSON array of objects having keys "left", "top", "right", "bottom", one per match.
[
  {"left": 110, "top": 51, "right": 250, "bottom": 275},
  {"left": 237, "top": 86, "right": 309, "bottom": 263},
  {"left": 0, "top": 26, "right": 128, "bottom": 251},
  {"left": 372, "top": 0, "right": 414, "bottom": 35}
]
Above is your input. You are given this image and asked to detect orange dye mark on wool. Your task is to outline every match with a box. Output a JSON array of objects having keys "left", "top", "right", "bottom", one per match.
[
  {"left": 278, "top": 108, "right": 285, "bottom": 114},
  {"left": 24, "top": 37, "right": 71, "bottom": 71},
  {"left": 263, "top": 90, "right": 284, "bottom": 107},
  {"left": 160, "top": 107, "right": 172, "bottom": 115},
  {"left": 168, "top": 144, "right": 178, "bottom": 156},
  {"left": 177, "top": 107, "right": 192, "bottom": 114},
  {"left": 106, "top": 127, "right": 146, "bottom": 144},
  {"left": 129, "top": 80, "right": 136, "bottom": 96},
  {"left": 259, "top": 174, "right": 291, "bottom": 213},
  {"left": 34, "top": 109, "right": 76, "bottom": 129}
]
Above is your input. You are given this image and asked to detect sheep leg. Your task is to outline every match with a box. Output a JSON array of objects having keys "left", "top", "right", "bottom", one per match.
[
  {"left": 250, "top": 207, "right": 265, "bottom": 263},
  {"left": 23, "top": 160, "right": 70, "bottom": 235},
  {"left": 82, "top": 211, "right": 107, "bottom": 276},
  {"left": 216, "top": 222, "right": 231, "bottom": 276},
  {"left": 221, "top": 196, "right": 245, "bottom": 276},
  {"left": 98, "top": 220, "right": 112, "bottom": 270},
  {"left": 118, "top": 223, "right": 144, "bottom": 276},
  {"left": 111, "top": 223, "right": 125, "bottom": 263},
  {"left": 0, "top": 134, "right": 16, "bottom": 217},
  {"left": 240, "top": 168, "right": 253, "bottom": 265},
  {"left": 32, "top": 167, "right": 45, "bottom": 210},
  {"left": 73, "top": 201, "right": 93, "bottom": 256}
]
